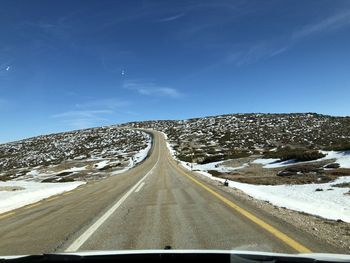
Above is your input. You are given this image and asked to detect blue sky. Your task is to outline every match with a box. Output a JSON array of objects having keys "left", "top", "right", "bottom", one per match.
[{"left": 1, "top": 0, "right": 350, "bottom": 143}]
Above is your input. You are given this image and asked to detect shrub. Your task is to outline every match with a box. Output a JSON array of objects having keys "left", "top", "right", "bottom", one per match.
[
  {"left": 324, "top": 140, "right": 350, "bottom": 151},
  {"left": 208, "top": 170, "right": 222, "bottom": 177},
  {"left": 198, "top": 155, "right": 225, "bottom": 164},
  {"left": 324, "top": 163, "right": 340, "bottom": 169},
  {"left": 226, "top": 151, "right": 251, "bottom": 159},
  {"left": 264, "top": 147, "right": 325, "bottom": 162},
  {"left": 176, "top": 154, "right": 193, "bottom": 163},
  {"left": 197, "top": 150, "right": 250, "bottom": 164}
]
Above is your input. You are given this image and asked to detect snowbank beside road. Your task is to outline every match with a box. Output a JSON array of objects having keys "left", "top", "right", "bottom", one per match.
[
  {"left": 0, "top": 181, "right": 85, "bottom": 214},
  {"left": 112, "top": 134, "right": 152, "bottom": 175},
  {"left": 133, "top": 139, "right": 152, "bottom": 163},
  {"left": 163, "top": 133, "right": 350, "bottom": 222},
  {"left": 196, "top": 170, "right": 350, "bottom": 223}
]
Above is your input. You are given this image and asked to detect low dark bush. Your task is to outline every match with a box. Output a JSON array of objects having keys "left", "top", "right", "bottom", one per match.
[
  {"left": 329, "top": 170, "right": 350, "bottom": 176},
  {"left": 226, "top": 151, "right": 251, "bottom": 159},
  {"left": 324, "top": 163, "right": 340, "bottom": 169},
  {"left": 198, "top": 150, "right": 251, "bottom": 164},
  {"left": 176, "top": 154, "right": 193, "bottom": 163},
  {"left": 264, "top": 147, "right": 325, "bottom": 162},
  {"left": 59, "top": 177, "right": 75, "bottom": 182},
  {"left": 284, "top": 165, "right": 323, "bottom": 173},
  {"left": 332, "top": 182, "right": 350, "bottom": 188},
  {"left": 324, "top": 140, "right": 350, "bottom": 151},
  {"left": 277, "top": 170, "right": 295, "bottom": 177},
  {"left": 198, "top": 155, "right": 225, "bottom": 164},
  {"left": 208, "top": 170, "right": 222, "bottom": 177},
  {"left": 55, "top": 171, "right": 73, "bottom": 177}
]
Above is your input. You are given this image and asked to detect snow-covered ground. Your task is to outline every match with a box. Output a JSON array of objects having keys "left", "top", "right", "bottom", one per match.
[
  {"left": 252, "top": 158, "right": 301, "bottom": 168},
  {"left": 1, "top": 130, "right": 153, "bottom": 183},
  {"left": 64, "top": 166, "right": 87, "bottom": 172},
  {"left": 0, "top": 180, "right": 85, "bottom": 214},
  {"left": 0, "top": 130, "right": 153, "bottom": 215},
  {"left": 207, "top": 174, "right": 350, "bottom": 223},
  {"left": 191, "top": 160, "right": 247, "bottom": 173},
  {"left": 322, "top": 151, "right": 350, "bottom": 168},
  {"left": 15, "top": 166, "right": 89, "bottom": 182},
  {"left": 0, "top": 127, "right": 151, "bottom": 180},
  {"left": 111, "top": 138, "right": 152, "bottom": 175},
  {"left": 164, "top": 135, "right": 350, "bottom": 223},
  {"left": 94, "top": 160, "right": 109, "bottom": 170},
  {"left": 253, "top": 150, "right": 350, "bottom": 169},
  {"left": 16, "top": 138, "right": 152, "bottom": 180},
  {"left": 162, "top": 132, "right": 247, "bottom": 173},
  {"left": 194, "top": 168, "right": 350, "bottom": 223},
  {"left": 133, "top": 139, "right": 152, "bottom": 163}
]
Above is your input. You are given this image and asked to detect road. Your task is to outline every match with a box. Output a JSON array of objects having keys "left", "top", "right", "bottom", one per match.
[{"left": 0, "top": 130, "right": 344, "bottom": 255}]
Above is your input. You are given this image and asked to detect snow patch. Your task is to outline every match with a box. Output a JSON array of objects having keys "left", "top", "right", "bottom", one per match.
[
  {"left": 133, "top": 140, "right": 151, "bottom": 163},
  {"left": 192, "top": 160, "right": 247, "bottom": 173},
  {"left": 254, "top": 151, "right": 350, "bottom": 169},
  {"left": 0, "top": 180, "right": 85, "bottom": 214},
  {"left": 64, "top": 166, "right": 87, "bottom": 172},
  {"left": 197, "top": 171, "right": 350, "bottom": 223},
  {"left": 111, "top": 135, "right": 152, "bottom": 175},
  {"left": 95, "top": 160, "right": 109, "bottom": 170},
  {"left": 321, "top": 151, "right": 350, "bottom": 168},
  {"left": 252, "top": 158, "right": 280, "bottom": 165}
]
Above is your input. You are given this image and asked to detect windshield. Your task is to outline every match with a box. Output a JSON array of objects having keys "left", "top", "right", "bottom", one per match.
[{"left": 0, "top": 0, "right": 350, "bottom": 257}]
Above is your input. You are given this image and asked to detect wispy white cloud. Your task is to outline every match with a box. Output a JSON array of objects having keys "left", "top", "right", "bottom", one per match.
[
  {"left": 52, "top": 110, "right": 113, "bottom": 119},
  {"left": 292, "top": 10, "right": 350, "bottom": 40},
  {"left": 158, "top": 13, "right": 185, "bottom": 22},
  {"left": 51, "top": 97, "right": 132, "bottom": 129},
  {"left": 65, "top": 119, "right": 97, "bottom": 129},
  {"left": 225, "top": 41, "right": 292, "bottom": 66},
  {"left": 75, "top": 98, "right": 130, "bottom": 109},
  {"left": 123, "top": 79, "right": 182, "bottom": 98},
  {"left": 225, "top": 9, "right": 350, "bottom": 66},
  {"left": 51, "top": 110, "right": 112, "bottom": 130}
]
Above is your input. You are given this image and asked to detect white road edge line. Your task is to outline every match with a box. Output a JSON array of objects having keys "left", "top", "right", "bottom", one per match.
[
  {"left": 65, "top": 136, "right": 160, "bottom": 252},
  {"left": 135, "top": 182, "right": 145, "bottom": 193}
]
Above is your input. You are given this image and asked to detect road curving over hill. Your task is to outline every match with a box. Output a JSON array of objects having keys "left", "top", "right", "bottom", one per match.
[{"left": 0, "top": 130, "right": 345, "bottom": 255}]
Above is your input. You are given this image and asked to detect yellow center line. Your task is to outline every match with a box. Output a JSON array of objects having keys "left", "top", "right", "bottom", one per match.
[
  {"left": 0, "top": 211, "right": 15, "bottom": 220},
  {"left": 169, "top": 158, "right": 311, "bottom": 253}
]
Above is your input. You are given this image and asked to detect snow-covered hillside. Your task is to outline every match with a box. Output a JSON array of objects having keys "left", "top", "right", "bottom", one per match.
[
  {"left": 0, "top": 127, "right": 151, "bottom": 182},
  {"left": 0, "top": 126, "right": 152, "bottom": 214},
  {"left": 124, "top": 113, "right": 350, "bottom": 163}
]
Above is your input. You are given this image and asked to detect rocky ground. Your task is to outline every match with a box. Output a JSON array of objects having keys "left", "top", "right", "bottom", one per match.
[
  {"left": 123, "top": 113, "right": 350, "bottom": 163},
  {"left": 0, "top": 127, "right": 151, "bottom": 182},
  {"left": 123, "top": 113, "right": 350, "bottom": 184},
  {"left": 208, "top": 157, "right": 350, "bottom": 185}
]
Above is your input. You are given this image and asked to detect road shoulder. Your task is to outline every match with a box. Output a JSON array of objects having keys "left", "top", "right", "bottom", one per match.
[{"left": 185, "top": 167, "right": 350, "bottom": 253}]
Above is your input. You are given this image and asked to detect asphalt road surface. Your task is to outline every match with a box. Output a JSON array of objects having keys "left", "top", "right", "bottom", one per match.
[{"left": 0, "top": 130, "right": 345, "bottom": 256}]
